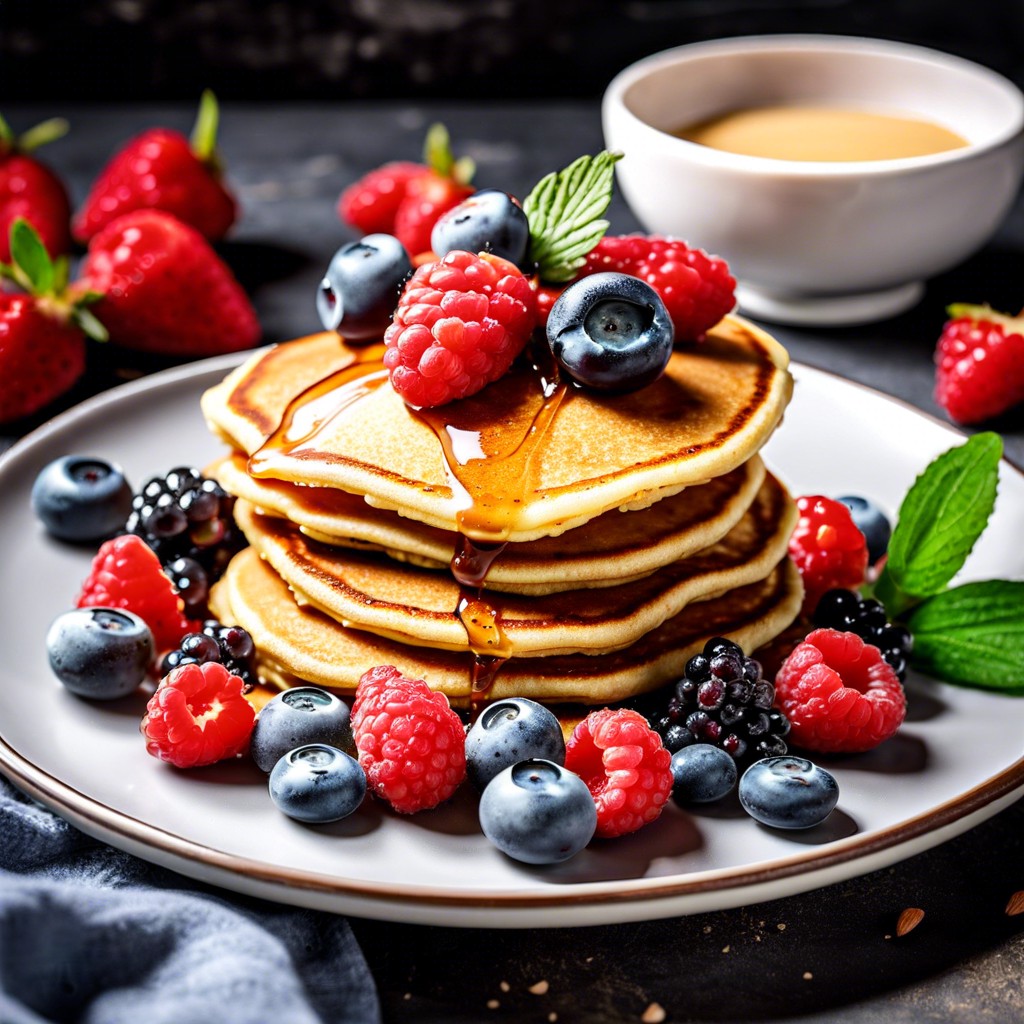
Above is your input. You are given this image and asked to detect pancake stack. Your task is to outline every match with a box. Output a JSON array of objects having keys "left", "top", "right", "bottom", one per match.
[{"left": 201, "top": 313, "right": 802, "bottom": 708}]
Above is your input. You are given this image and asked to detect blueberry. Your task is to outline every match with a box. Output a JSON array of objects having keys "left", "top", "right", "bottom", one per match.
[
  {"left": 46, "top": 607, "right": 153, "bottom": 700},
  {"left": 251, "top": 686, "right": 352, "bottom": 773},
  {"left": 546, "top": 273, "right": 674, "bottom": 393},
  {"left": 738, "top": 756, "right": 839, "bottom": 829},
  {"left": 268, "top": 744, "right": 366, "bottom": 824},
  {"left": 32, "top": 456, "right": 133, "bottom": 543},
  {"left": 465, "top": 697, "right": 566, "bottom": 791},
  {"left": 430, "top": 190, "right": 530, "bottom": 266},
  {"left": 317, "top": 233, "right": 412, "bottom": 340},
  {"left": 479, "top": 759, "right": 596, "bottom": 865},
  {"left": 836, "top": 495, "right": 891, "bottom": 564},
  {"left": 670, "top": 743, "right": 738, "bottom": 805}
]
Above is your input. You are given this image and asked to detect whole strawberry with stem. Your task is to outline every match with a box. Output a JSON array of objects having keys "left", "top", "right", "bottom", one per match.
[
  {"left": 338, "top": 160, "right": 426, "bottom": 235},
  {"left": 392, "top": 123, "right": 475, "bottom": 257},
  {"left": 73, "top": 91, "right": 237, "bottom": 244},
  {"left": 0, "top": 219, "right": 106, "bottom": 424},
  {"left": 0, "top": 114, "right": 72, "bottom": 262},
  {"left": 934, "top": 303, "right": 1024, "bottom": 424},
  {"left": 79, "top": 209, "right": 260, "bottom": 357}
]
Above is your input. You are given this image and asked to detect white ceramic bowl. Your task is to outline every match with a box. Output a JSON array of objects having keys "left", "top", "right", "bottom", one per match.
[{"left": 602, "top": 35, "right": 1024, "bottom": 325}]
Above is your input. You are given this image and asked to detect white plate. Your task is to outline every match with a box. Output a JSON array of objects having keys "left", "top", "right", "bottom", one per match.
[{"left": 1, "top": 356, "right": 1022, "bottom": 928}]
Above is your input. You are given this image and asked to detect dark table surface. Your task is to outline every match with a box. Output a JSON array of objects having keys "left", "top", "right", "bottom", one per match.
[{"left": 3, "top": 101, "right": 1024, "bottom": 1023}]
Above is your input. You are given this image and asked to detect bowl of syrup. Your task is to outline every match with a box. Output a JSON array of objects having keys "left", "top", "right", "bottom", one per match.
[{"left": 603, "top": 35, "right": 1024, "bottom": 326}]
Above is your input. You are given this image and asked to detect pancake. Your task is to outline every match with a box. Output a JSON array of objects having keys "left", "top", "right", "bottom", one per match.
[
  {"left": 210, "top": 451, "right": 767, "bottom": 594},
  {"left": 201, "top": 313, "right": 792, "bottom": 542},
  {"left": 231, "top": 472, "right": 797, "bottom": 658},
  {"left": 211, "top": 546, "right": 802, "bottom": 705}
]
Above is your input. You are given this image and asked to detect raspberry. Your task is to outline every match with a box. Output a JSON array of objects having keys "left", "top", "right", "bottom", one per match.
[
  {"left": 383, "top": 250, "right": 536, "bottom": 408},
  {"left": 337, "top": 161, "right": 427, "bottom": 235},
  {"left": 774, "top": 628, "right": 906, "bottom": 754},
  {"left": 580, "top": 234, "right": 736, "bottom": 341},
  {"left": 934, "top": 307, "right": 1024, "bottom": 424},
  {"left": 788, "top": 495, "right": 869, "bottom": 615},
  {"left": 76, "top": 534, "right": 194, "bottom": 652},
  {"left": 141, "top": 662, "right": 256, "bottom": 768},
  {"left": 564, "top": 707, "right": 672, "bottom": 839},
  {"left": 351, "top": 665, "right": 466, "bottom": 814}
]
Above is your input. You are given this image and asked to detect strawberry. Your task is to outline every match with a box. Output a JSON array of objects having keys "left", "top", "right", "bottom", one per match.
[
  {"left": 79, "top": 209, "right": 260, "bottom": 357},
  {"left": 0, "top": 220, "right": 105, "bottom": 424},
  {"left": 0, "top": 114, "right": 72, "bottom": 262},
  {"left": 338, "top": 160, "right": 427, "bottom": 235},
  {"left": 392, "top": 124, "right": 475, "bottom": 257},
  {"left": 73, "top": 91, "right": 237, "bottom": 245},
  {"left": 934, "top": 303, "right": 1024, "bottom": 424}
]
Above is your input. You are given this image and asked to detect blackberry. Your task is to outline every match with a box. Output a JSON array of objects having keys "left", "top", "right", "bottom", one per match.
[
  {"left": 650, "top": 637, "right": 791, "bottom": 764},
  {"left": 125, "top": 467, "right": 242, "bottom": 592},
  {"left": 812, "top": 588, "right": 913, "bottom": 681},
  {"left": 161, "top": 619, "right": 258, "bottom": 693}
]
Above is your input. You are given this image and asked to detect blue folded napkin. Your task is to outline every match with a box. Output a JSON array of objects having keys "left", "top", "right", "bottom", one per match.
[{"left": 0, "top": 775, "right": 380, "bottom": 1024}]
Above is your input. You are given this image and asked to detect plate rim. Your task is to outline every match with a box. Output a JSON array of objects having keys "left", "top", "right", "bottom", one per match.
[{"left": 2, "top": 351, "right": 1022, "bottom": 925}]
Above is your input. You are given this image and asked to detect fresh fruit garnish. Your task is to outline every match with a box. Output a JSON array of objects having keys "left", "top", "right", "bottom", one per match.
[
  {"left": 46, "top": 607, "right": 153, "bottom": 701},
  {"left": 812, "top": 589, "right": 913, "bottom": 682},
  {"left": 383, "top": 249, "right": 536, "bottom": 408},
  {"left": 0, "top": 113, "right": 72, "bottom": 261},
  {"left": 738, "top": 756, "right": 839, "bottom": 829},
  {"left": 76, "top": 533, "right": 195, "bottom": 652},
  {"left": 0, "top": 219, "right": 106, "bottom": 424},
  {"left": 579, "top": 235, "right": 736, "bottom": 342},
  {"left": 316, "top": 233, "right": 412, "bottom": 341},
  {"left": 933, "top": 303, "right": 1024, "bottom": 424},
  {"left": 464, "top": 697, "right": 566, "bottom": 791},
  {"left": 73, "top": 91, "right": 237, "bottom": 244},
  {"left": 79, "top": 209, "right": 260, "bottom": 357},
  {"left": 650, "top": 636, "right": 790, "bottom": 763},
  {"left": 669, "top": 743, "right": 738, "bottom": 806},
  {"left": 350, "top": 665, "right": 466, "bottom": 814},
  {"left": 269, "top": 744, "right": 366, "bottom": 824},
  {"left": 142, "top": 661, "right": 255, "bottom": 768},
  {"left": 564, "top": 707, "right": 672, "bottom": 839},
  {"left": 31, "top": 455, "right": 133, "bottom": 543},
  {"left": 160, "top": 620, "right": 259, "bottom": 693},
  {"left": 774, "top": 628, "right": 906, "bottom": 754},
  {"left": 430, "top": 189, "right": 530, "bottom": 266},
  {"left": 392, "top": 124, "right": 475, "bottom": 257},
  {"left": 788, "top": 495, "right": 869, "bottom": 615},
  {"left": 338, "top": 160, "right": 427, "bottom": 235},
  {"left": 125, "top": 465, "right": 241, "bottom": 585},
  {"left": 251, "top": 686, "right": 352, "bottom": 774},
  {"left": 478, "top": 759, "right": 596, "bottom": 864},
  {"left": 836, "top": 494, "right": 892, "bottom": 565},
  {"left": 545, "top": 271, "right": 674, "bottom": 393}
]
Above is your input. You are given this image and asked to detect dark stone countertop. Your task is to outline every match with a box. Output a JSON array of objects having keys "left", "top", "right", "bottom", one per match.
[{"left": 2, "top": 102, "right": 1023, "bottom": 1022}]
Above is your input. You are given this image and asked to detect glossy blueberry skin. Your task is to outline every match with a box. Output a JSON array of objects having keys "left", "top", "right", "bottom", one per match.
[
  {"left": 32, "top": 456, "right": 133, "bottom": 543},
  {"left": 546, "top": 273, "right": 674, "bottom": 393},
  {"left": 479, "top": 759, "right": 597, "bottom": 865},
  {"left": 269, "top": 744, "right": 366, "bottom": 824},
  {"left": 837, "top": 494, "right": 892, "bottom": 564},
  {"left": 465, "top": 697, "right": 566, "bottom": 791},
  {"left": 430, "top": 190, "right": 530, "bottom": 266},
  {"left": 316, "top": 233, "right": 412, "bottom": 340},
  {"left": 251, "top": 686, "right": 352, "bottom": 773},
  {"left": 739, "top": 756, "right": 839, "bottom": 829},
  {"left": 46, "top": 607, "right": 153, "bottom": 700},
  {"left": 670, "top": 743, "right": 738, "bottom": 805}
]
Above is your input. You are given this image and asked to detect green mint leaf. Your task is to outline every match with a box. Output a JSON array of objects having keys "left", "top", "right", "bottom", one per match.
[
  {"left": 524, "top": 150, "right": 623, "bottom": 283},
  {"left": 908, "top": 580, "right": 1024, "bottom": 691},
  {"left": 9, "top": 218, "right": 54, "bottom": 295},
  {"left": 880, "top": 432, "right": 1001, "bottom": 606}
]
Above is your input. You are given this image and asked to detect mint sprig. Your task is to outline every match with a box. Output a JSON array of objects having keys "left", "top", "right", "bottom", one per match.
[
  {"left": 870, "top": 431, "right": 1024, "bottom": 692},
  {"left": 523, "top": 150, "right": 623, "bottom": 283}
]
